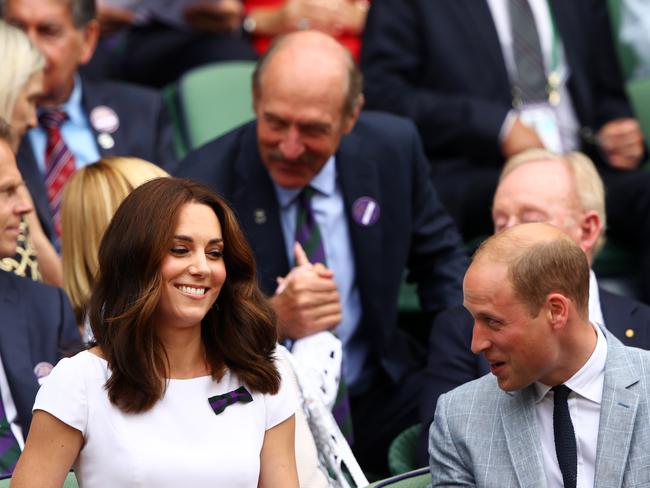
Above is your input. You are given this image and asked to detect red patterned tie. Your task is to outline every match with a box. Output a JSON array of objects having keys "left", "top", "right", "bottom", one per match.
[{"left": 40, "top": 109, "right": 76, "bottom": 238}]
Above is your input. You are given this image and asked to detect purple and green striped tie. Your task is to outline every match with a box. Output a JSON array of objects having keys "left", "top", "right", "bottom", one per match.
[
  {"left": 295, "top": 186, "right": 327, "bottom": 265},
  {"left": 0, "top": 393, "right": 21, "bottom": 476},
  {"left": 295, "top": 186, "right": 354, "bottom": 443}
]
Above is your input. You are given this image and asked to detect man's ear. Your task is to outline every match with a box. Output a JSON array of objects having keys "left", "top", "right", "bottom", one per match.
[
  {"left": 545, "top": 292, "right": 570, "bottom": 330},
  {"left": 578, "top": 210, "right": 601, "bottom": 258},
  {"left": 78, "top": 19, "right": 100, "bottom": 65},
  {"left": 341, "top": 94, "right": 364, "bottom": 135}
]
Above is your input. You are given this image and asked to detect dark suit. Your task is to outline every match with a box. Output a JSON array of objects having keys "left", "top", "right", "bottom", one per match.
[
  {"left": 17, "top": 77, "right": 176, "bottom": 243},
  {"left": 0, "top": 271, "right": 81, "bottom": 436},
  {"left": 175, "top": 111, "right": 468, "bottom": 470},
  {"left": 361, "top": 0, "right": 650, "bottom": 304},
  {"left": 417, "top": 287, "right": 650, "bottom": 465}
]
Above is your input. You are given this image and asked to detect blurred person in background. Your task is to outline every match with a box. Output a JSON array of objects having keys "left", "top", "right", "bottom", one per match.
[
  {"left": 0, "top": 117, "right": 80, "bottom": 477},
  {"left": 0, "top": 19, "right": 62, "bottom": 286},
  {"left": 3, "top": 0, "right": 176, "bottom": 249},
  {"left": 61, "top": 156, "right": 168, "bottom": 338}
]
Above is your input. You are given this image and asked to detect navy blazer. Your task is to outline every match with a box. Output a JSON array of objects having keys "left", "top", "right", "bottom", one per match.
[
  {"left": 176, "top": 111, "right": 469, "bottom": 384},
  {"left": 17, "top": 77, "right": 176, "bottom": 243},
  {"left": 417, "top": 287, "right": 650, "bottom": 465},
  {"left": 361, "top": 0, "right": 632, "bottom": 167},
  {"left": 0, "top": 271, "right": 81, "bottom": 436}
]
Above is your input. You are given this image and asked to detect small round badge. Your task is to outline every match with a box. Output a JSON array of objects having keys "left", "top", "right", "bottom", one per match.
[
  {"left": 33, "top": 361, "right": 54, "bottom": 380},
  {"left": 352, "top": 197, "right": 380, "bottom": 226},
  {"left": 90, "top": 105, "right": 119, "bottom": 134},
  {"left": 254, "top": 209, "right": 267, "bottom": 225},
  {"left": 97, "top": 132, "right": 115, "bottom": 149}
]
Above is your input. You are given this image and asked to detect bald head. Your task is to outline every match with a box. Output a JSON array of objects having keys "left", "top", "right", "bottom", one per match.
[
  {"left": 251, "top": 31, "right": 364, "bottom": 189},
  {"left": 252, "top": 30, "right": 363, "bottom": 117},
  {"left": 473, "top": 223, "right": 590, "bottom": 318}
]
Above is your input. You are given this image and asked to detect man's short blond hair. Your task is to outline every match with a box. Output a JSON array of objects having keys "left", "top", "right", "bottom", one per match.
[
  {"left": 474, "top": 224, "right": 590, "bottom": 319},
  {"left": 500, "top": 149, "right": 607, "bottom": 255}
]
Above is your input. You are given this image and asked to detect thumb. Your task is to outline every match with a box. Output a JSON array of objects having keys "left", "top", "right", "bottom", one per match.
[{"left": 293, "top": 242, "right": 312, "bottom": 267}]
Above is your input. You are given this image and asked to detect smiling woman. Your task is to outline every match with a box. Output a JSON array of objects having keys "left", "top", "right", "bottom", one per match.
[{"left": 11, "top": 178, "right": 299, "bottom": 488}]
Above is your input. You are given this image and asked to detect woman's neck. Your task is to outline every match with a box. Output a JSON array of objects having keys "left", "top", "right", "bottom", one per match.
[{"left": 159, "top": 327, "right": 210, "bottom": 379}]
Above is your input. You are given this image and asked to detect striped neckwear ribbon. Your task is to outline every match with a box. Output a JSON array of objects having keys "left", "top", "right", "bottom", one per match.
[
  {"left": 294, "top": 186, "right": 354, "bottom": 442},
  {"left": 0, "top": 388, "right": 21, "bottom": 476},
  {"left": 40, "top": 109, "right": 76, "bottom": 238}
]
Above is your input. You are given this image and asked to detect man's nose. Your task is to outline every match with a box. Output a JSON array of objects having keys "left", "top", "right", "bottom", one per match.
[
  {"left": 278, "top": 127, "right": 305, "bottom": 160},
  {"left": 470, "top": 322, "right": 490, "bottom": 355}
]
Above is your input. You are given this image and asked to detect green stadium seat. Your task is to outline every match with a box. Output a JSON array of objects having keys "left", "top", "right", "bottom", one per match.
[
  {"left": 366, "top": 467, "right": 431, "bottom": 488},
  {"left": 177, "top": 61, "right": 257, "bottom": 152}
]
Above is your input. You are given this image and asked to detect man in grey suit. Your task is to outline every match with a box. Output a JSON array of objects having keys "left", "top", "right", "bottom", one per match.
[{"left": 430, "top": 222, "right": 650, "bottom": 487}]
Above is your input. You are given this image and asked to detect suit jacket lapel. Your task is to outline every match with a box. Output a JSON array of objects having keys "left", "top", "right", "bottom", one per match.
[
  {"left": 501, "top": 387, "right": 547, "bottom": 487},
  {"left": 16, "top": 140, "right": 55, "bottom": 242},
  {"left": 462, "top": 1, "right": 510, "bottom": 87},
  {"left": 600, "top": 288, "right": 637, "bottom": 339},
  {"left": 80, "top": 77, "right": 121, "bottom": 157},
  {"left": 336, "top": 128, "right": 382, "bottom": 305},
  {"left": 594, "top": 333, "right": 640, "bottom": 488},
  {"left": 232, "top": 126, "right": 288, "bottom": 295},
  {"left": 0, "top": 273, "right": 39, "bottom": 434}
]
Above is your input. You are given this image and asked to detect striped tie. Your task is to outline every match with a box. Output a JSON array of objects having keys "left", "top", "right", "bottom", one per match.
[
  {"left": 0, "top": 389, "right": 21, "bottom": 476},
  {"left": 40, "top": 109, "right": 76, "bottom": 239},
  {"left": 509, "top": 0, "right": 547, "bottom": 102},
  {"left": 294, "top": 187, "right": 354, "bottom": 442},
  {"left": 295, "top": 186, "right": 327, "bottom": 265}
]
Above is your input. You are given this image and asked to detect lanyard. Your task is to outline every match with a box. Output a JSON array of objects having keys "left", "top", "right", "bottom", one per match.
[{"left": 547, "top": 1, "right": 561, "bottom": 105}]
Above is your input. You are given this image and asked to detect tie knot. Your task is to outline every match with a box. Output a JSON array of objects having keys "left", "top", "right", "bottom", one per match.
[
  {"left": 39, "top": 109, "right": 68, "bottom": 129},
  {"left": 552, "top": 384, "right": 572, "bottom": 402},
  {"left": 298, "top": 185, "right": 317, "bottom": 205}
]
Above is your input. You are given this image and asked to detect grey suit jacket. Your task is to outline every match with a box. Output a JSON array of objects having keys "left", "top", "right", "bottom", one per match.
[{"left": 429, "top": 331, "right": 650, "bottom": 487}]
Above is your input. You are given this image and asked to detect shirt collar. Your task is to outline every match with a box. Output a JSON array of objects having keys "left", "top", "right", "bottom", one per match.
[
  {"left": 588, "top": 269, "right": 605, "bottom": 328},
  {"left": 39, "top": 75, "right": 85, "bottom": 127},
  {"left": 533, "top": 322, "right": 607, "bottom": 405},
  {"left": 274, "top": 155, "right": 337, "bottom": 208}
]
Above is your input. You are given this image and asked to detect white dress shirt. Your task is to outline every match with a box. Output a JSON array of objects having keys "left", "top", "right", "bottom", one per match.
[
  {"left": 486, "top": 0, "right": 580, "bottom": 151},
  {"left": 533, "top": 322, "right": 606, "bottom": 488}
]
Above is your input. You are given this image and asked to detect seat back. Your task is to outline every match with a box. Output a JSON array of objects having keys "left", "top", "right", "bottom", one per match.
[
  {"left": 626, "top": 77, "right": 650, "bottom": 145},
  {"left": 366, "top": 467, "right": 431, "bottom": 488},
  {"left": 607, "top": 0, "right": 637, "bottom": 79},
  {"left": 388, "top": 424, "right": 422, "bottom": 476},
  {"left": 178, "top": 61, "right": 257, "bottom": 151}
]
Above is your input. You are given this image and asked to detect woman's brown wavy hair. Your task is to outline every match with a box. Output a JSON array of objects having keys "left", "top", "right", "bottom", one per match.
[{"left": 89, "top": 177, "right": 280, "bottom": 413}]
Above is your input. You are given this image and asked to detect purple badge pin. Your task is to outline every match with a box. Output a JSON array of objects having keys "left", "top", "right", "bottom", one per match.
[
  {"left": 352, "top": 197, "right": 380, "bottom": 226},
  {"left": 33, "top": 362, "right": 54, "bottom": 380}
]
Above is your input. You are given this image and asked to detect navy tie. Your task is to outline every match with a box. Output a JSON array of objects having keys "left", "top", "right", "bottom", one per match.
[{"left": 552, "top": 385, "right": 577, "bottom": 488}]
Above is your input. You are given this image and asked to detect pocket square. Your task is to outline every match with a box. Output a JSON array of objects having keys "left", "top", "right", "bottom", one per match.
[{"left": 208, "top": 386, "right": 253, "bottom": 415}]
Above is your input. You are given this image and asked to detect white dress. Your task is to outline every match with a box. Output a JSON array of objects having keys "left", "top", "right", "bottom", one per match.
[{"left": 33, "top": 350, "right": 296, "bottom": 487}]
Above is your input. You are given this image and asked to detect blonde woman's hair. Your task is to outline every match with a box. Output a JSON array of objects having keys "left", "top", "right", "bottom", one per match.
[
  {"left": 61, "top": 157, "right": 169, "bottom": 322},
  {"left": 0, "top": 20, "right": 45, "bottom": 120}
]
